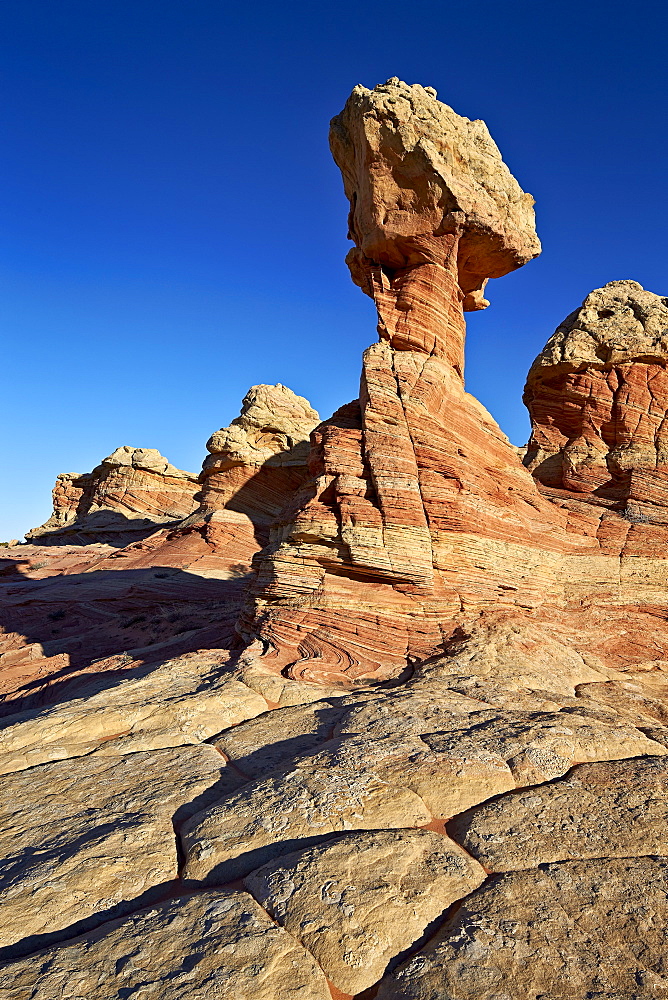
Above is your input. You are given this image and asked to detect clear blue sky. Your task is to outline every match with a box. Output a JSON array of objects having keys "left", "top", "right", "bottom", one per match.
[{"left": 2, "top": 0, "right": 667, "bottom": 539}]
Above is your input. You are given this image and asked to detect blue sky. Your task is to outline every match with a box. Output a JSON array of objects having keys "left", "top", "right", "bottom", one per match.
[{"left": 2, "top": 0, "right": 667, "bottom": 539}]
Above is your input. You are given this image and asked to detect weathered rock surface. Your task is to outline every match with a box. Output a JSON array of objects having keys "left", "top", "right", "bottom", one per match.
[
  {"left": 0, "top": 657, "right": 268, "bottom": 773},
  {"left": 0, "top": 745, "right": 225, "bottom": 955},
  {"left": 375, "top": 857, "right": 668, "bottom": 999},
  {"left": 525, "top": 281, "right": 668, "bottom": 501},
  {"left": 242, "top": 78, "right": 592, "bottom": 686},
  {"left": 0, "top": 891, "right": 332, "bottom": 1000},
  {"left": 5, "top": 78, "right": 668, "bottom": 1000},
  {"left": 26, "top": 447, "right": 199, "bottom": 546},
  {"left": 182, "top": 703, "right": 663, "bottom": 884},
  {"left": 199, "top": 383, "right": 320, "bottom": 533},
  {"left": 450, "top": 755, "right": 668, "bottom": 870},
  {"left": 245, "top": 829, "right": 486, "bottom": 994}
]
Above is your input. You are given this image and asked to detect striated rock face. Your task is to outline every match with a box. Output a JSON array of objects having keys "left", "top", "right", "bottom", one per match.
[
  {"left": 26, "top": 446, "right": 199, "bottom": 546},
  {"left": 197, "top": 383, "right": 320, "bottom": 536},
  {"left": 525, "top": 280, "right": 668, "bottom": 515},
  {"left": 241, "top": 79, "right": 590, "bottom": 684},
  {"left": 6, "top": 79, "right": 668, "bottom": 1000}
]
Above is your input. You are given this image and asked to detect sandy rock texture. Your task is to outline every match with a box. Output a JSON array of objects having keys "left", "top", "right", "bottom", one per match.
[
  {"left": 375, "top": 857, "right": 668, "bottom": 999},
  {"left": 4, "top": 77, "right": 668, "bottom": 1000},
  {"left": 26, "top": 446, "right": 199, "bottom": 546},
  {"left": 245, "top": 829, "right": 485, "bottom": 994},
  {"left": 450, "top": 754, "right": 668, "bottom": 869},
  {"left": 0, "top": 746, "right": 225, "bottom": 955},
  {"left": 0, "top": 891, "right": 332, "bottom": 1000}
]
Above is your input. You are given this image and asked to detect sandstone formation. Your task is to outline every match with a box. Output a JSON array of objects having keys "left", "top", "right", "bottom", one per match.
[
  {"left": 241, "top": 78, "right": 595, "bottom": 685},
  {"left": 375, "top": 857, "right": 668, "bottom": 999},
  {"left": 0, "top": 386, "right": 318, "bottom": 715},
  {"left": 3, "top": 78, "right": 668, "bottom": 1000},
  {"left": 525, "top": 280, "right": 668, "bottom": 510},
  {"left": 26, "top": 446, "right": 199, "bottom": 545},
  {"left": 0, "top": 892, "right": 332, "bottom": 1000},
  {"left": 245, "top": 829, "right": 486, "bottom": 994},
  {"left": 199, "top": 383, "right": 320, "bottom": 530}
]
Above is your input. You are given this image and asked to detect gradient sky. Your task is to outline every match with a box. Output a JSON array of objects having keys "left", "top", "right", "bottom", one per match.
[{"left": 2, "top": 0, "right": 667, "bottom": 539}]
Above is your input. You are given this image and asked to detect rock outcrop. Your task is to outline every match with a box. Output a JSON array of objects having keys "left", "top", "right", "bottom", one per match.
[
  {"left": 525, "top": 279, "right": 668, "bottom": 515},
  {"left": 4, "top": 79, "right": 668, "bottom": 1000},
  {"left": 241, "top": 79, "right": 593, "bottom": 685},
  {"left": 26, "top": 446, "right": 199, "bottom": 546}
]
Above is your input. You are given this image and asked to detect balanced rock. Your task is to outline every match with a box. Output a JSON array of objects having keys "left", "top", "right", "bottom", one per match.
[{"left": 241, "top": 79, "right": 593, "bottom": 685}]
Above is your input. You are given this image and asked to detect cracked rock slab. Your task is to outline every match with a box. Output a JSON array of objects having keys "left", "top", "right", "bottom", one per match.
[
  {"left": 0, "top": 890, "right": 332, "bottom": 1000},
  {"left": 0, "top": 656, "right": 268, "bottom": 774},
  {"left": 421, "top": 709, "right": 666, "bottom": 785},
  {"left": 0, "top": 745, "right": 229, "bottom": 955},
  {"left": 449, "top": 754, "right": 668, "bottom": 870},
  {"left": 181, "top": 731, "right": 519, "bottom": 883},
  {"left": 375, "top": 856, "right": 668, "bottom": 999},
  {"left": 244, "top": 828, "right": 486, "bottom": 994},
  {"left": 215, "top": 698, "right": 347, "bottom": 779}
]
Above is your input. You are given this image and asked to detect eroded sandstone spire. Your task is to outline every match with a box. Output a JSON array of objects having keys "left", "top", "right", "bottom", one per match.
[{"left": 241, "top": 80, "right": 588, "bottom": 685}]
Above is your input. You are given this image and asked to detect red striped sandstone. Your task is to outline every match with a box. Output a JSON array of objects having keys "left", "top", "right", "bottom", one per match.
[
  {"left": 26, "top": 447, "right": 199, "bottom": 546},
  {"left": 240, "top": 79, "right": 596, "bottom": 685}
]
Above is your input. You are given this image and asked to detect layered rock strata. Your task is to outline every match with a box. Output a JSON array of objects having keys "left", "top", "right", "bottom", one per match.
[
  {"left": 3, "top": 79, "right": 668, "bottom": 1000},
  {"left": 26, "top": 446, "right": 199, "bottom": 546},
  {"left": 525, "top": 280, "right": 668, "bottom": 515},
  {"left": 0, "top": 386, "right": 319, "bottom": 713},
  {"left": 242, "top": 78, "right": 594, "bottom": 684}
]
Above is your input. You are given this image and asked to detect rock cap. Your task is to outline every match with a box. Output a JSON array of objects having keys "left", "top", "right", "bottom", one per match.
[
  {"left": 330, "top": 77, "right": 541, "bottom": 297},
  {"left": 528, "top": 280, "right": 668, "bottom": 372}
]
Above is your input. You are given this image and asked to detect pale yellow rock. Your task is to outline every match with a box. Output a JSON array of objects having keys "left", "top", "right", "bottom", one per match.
[
  {"left": 449, "top": 755, "right": 668, "bottom": 870},
  {"left": 203, "top": 384, "right": 320, "bottom": 474},
  {"left": 330, "top": 78, "right": 540, "bottom": 296},
  {"left": 376, "top": 857, "right": 668, "bottom": 999},
  {"left": 0, "top": 657, "right": 268, "bottom": 774},
  {"left": 422, "top": 710, "right": 666, "bottom": 785},
  {"left": 335, "top": 686, "right": 493, "bottom": 738},
  {"left": 0, "top": 891, "right": 332, "bottom": 1000},
  {"left": 530, "top": 280, "right": 668, "bottom": 371},
  {"left": 181, "top": 735, "right": 434, "bottom": 882},
  {"left": 245, "top": 829, "right": 486, "bottom": 994},
  {"left": 417, "top": 618, "right": 616, "bottom": 697},
  {"left": 181, "top": 733, "right": 515, "bottom": 883},
  {"left": 215, "top": 698, "right": 347, "bottom": 778},
  {"left": 0, "top": 746, "right": 228, "bottom": 955},
  {"left": 237, "top": 660, "right": 351, "bottom": 707}
]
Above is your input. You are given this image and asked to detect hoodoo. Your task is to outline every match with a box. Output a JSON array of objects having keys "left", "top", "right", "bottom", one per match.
[
  {"left": 3, "top": 80, "right": 668, "bottom": 1000},
  {"left": 242, "top": 79, "right": 594, "bottom": 685}
]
